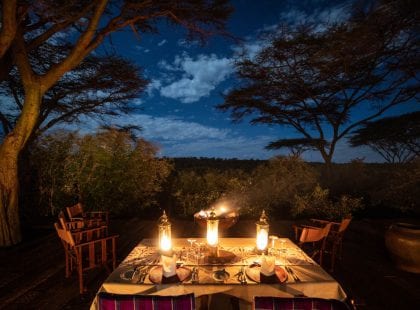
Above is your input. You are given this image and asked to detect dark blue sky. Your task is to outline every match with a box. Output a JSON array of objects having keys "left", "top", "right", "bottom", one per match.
[{"left": 71, "top": 0, "right": 418, "bottom": 162}]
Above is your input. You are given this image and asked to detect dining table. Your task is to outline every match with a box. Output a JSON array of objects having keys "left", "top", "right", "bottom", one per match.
[{"left": 90, "top": 237, "right": 347, "bottom": 309}]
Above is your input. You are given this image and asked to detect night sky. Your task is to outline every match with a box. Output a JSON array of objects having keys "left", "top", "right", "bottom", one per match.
[{"left": 57, "top": 0, "right": 419, "bottom": 162}]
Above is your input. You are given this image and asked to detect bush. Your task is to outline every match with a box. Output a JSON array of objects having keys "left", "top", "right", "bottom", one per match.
[
  {"left": 239, "top": 156, "right": 318, "bottom": 217},
  {"left": 31, "top": 129, "right": 172, "bottom": 216},
  {"left": 292, "top": 185, "right": 364, "bottom": 220},
  {"left": 170, "top": 169, "right": 251, "bottom": 216}
]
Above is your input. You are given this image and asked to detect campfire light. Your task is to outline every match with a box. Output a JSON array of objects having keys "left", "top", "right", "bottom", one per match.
[
  {"left": 256, "top": 210, "right": 269, "bottom": 252},
  {"left": 158, "top": 210, "right": 172, "bottom": 254},
  {"left": 206, "top": 207, "right": 219, "bottom": 247}
]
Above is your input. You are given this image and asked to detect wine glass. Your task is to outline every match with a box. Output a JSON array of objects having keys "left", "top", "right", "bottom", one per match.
[{"left": 187, "top": 239, "right": 196, "bottom": 263}]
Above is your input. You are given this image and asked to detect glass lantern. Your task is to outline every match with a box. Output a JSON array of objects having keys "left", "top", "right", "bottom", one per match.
[
  {"left": 256, "top": 210, "right": 269, "bottom": 252},
  {"left": 158, "top": 210, "right": 172, "bottom": 254},
  {"left": 206, "top": 207, "right": 219, "bottom": 247}
]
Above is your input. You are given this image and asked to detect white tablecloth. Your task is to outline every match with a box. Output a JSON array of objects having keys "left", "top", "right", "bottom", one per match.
[{"left": 90, "top": 238, "right": 347, "bottom": 309}]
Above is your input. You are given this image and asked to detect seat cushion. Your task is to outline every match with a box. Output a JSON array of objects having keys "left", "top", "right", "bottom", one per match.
[
  {"left": 98, "top": 292, "right": 195, "bottom": 310},
  {"left": 254, "top": 296, "right": 351, "bottom": 310}
]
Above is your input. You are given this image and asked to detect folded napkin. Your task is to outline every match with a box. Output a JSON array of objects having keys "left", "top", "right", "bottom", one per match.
[
  {"left": 260, "top": 255, "right": 275, "bottom": 276},
  {"left": 161, "top": 254, "right": 177, "bottom": 278}
]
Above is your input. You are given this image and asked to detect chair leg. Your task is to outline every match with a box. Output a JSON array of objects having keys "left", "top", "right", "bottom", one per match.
[{"left": 76, "top": 251, "right": 85, "bottom": 294}]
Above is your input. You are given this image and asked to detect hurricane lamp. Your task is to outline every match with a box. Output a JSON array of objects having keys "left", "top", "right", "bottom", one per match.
[
  {"left": 158, "top": 210, "right": 172, "bottom": 254},
  {"left": 256, "top": 210, "right": 269, "bottom": 253}
]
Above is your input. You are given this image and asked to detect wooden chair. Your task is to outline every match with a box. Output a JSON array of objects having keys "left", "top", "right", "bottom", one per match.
[
  {"left": 295, "top": 222, "right": 332, "bottom": 266},
  {"left": 97, "top": 292, "right": 196, "bottom": 310},
  {"left": 54, "top": 221, "right": 118, "bottom": 294},
  {"left": 66, "top": 202, "right": 109, "bottom": 229},
  {"left": 310, "top": 218, "right": 352, "bottom": 271},
  {"left": 254, "top": 296, "right": 353, "bottom": 310}
]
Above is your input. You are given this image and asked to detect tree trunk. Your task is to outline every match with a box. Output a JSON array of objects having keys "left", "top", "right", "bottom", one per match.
[{"left": 0, "top": 86, "right": 42, "bottom": 246}]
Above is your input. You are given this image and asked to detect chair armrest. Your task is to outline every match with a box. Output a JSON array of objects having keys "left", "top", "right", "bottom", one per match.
[
  {"left": 70, "top": 217, "right": 84, "bottom": 221},
  {"left": 300, "top": 224, "right": 323, "bottom": 230},
  {"left": 75, "top": 234, "right": 119, "bottom": 248},
  {"left": 310, "top": 219, "right": 341, "bottom": 226}
]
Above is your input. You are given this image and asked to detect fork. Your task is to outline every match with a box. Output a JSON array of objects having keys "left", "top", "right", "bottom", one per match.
[{"left": 286, "top": 266, "right": 300, "bottom": 282}]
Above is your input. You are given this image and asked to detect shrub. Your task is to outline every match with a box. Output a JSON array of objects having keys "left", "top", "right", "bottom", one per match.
[
  {"left": 292, "top": 185, "right": 364, "bottom": 220},
  {"left": 31, "top": 129, "right": 172, "bottom": 216},
  {"left": 240, "top": 156, "right": 318, "bottom": 217}
]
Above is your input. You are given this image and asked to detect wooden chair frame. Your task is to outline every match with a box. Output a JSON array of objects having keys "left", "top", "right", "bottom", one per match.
[
  {"left": 66, "top": 202, "right": 109, "bottom": 230},
  {"left": 310, "top": 218, "right": 352, "bottom": 271},
  {"left": 54, "top": 221, "right": 117, "bottom": 294},
  {"left": 295, "top": 223, "right": 332, "bottom": 266}
]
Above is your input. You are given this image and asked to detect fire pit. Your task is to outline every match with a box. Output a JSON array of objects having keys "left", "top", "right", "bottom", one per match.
[{"left": 193, "top": 205, "right": 239, "bottom": 231}]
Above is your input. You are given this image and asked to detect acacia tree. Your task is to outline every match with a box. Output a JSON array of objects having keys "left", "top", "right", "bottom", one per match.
[
  {"left": 0, "top": 0, "right": 233, "bottom": 246},
  {"left": 219, "top": 0, "right": 419, "bottom": 172},
  {"left": 349, "top": 111, "right": 420, "bottom": 163}
]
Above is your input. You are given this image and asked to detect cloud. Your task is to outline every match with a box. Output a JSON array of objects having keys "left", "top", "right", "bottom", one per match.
[
  {"left": 146, "top": 79, "right": 162, "bottom": 96},
  {"left": 157, "top": 39, "right": 167, "bottom": 47},
  {"left": 177, "top": 39, "right": 200, "bottom": 48},
  {"left": 159, "top": 53, "right": 234, "bottom": 103},
  {"left": 131, "top": 115, "right": 229, "bottom": 141},
  {"left": 278, "top": 3, "right": 351, "bottom": 31},
  {"left": 135, "top": 46, "right": 150, "bottom": 53}
]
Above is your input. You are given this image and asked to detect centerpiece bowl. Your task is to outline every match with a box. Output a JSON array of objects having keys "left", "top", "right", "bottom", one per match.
[{"left": 193, "top": 209, "right": 239, "bottom": 231}]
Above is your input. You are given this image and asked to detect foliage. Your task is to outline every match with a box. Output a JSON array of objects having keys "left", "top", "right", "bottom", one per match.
[
  {"left": 0, "top": 52, "right": 148, "bottom": 140},
  {"left": 349, "top": 111, "right": 420, "bottom": 163},
  {"left": 0, "top": 0, "right": 232, "bottom": 245},
  {"left": 31, "top": 129, "right": 172, "bottom": 216},
  {"left": 371, "top": 159, "right": 420, "bottom": 213},
  {"left": 219, "top": 0, "right": 419, "bottom": 167},
  {"left": 240, "top": 156, "right": 318, "bottom": 217},
  {"left": 292, "top": 185, "right": 364, "bottom": 220},
  {"left": 171, "top": 169, "right": 251, "bottom": 216}
]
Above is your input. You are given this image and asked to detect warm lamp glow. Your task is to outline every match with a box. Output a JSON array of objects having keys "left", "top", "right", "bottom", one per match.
[
  {"left": 256, "top": 210, "right": 269, "bottom": 252},
  {"left": 206, "top": 207, "right": 219, "bottom": 247},
  {"left": 160, "top": 233, "right": 172, "bottom": 252},
  {"left": 158, "top": 211, "right": 172, "bottom": 253},
  {"left": 256, "top": 228, "right": 268, "bottom": 250}
]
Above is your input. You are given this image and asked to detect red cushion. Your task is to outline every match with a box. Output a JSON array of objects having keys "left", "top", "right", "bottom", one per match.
[
  {"left": 98, "top": 292, "right": 195, "bottom": 310},
  {"left": 254, "top": 297, "right": 351, "bottom": 310}
]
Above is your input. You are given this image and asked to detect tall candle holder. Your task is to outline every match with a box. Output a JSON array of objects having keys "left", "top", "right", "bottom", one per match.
[
  {"left": 256, "top": 210, "right": 269, "bottom": 254},
  {"left": 158, "top": 210, "right": 172, "bottom": 256},
  {"left": 206, "top": 207, "right": 219, "bottom": 257}
]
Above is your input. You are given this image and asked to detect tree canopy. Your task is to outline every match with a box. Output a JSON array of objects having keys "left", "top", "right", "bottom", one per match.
[
  {"left": 0, "top": 0, "right": 233, "bottom": 246},
  {"left": 219, "top": 0, "right": 419, "bottom": 167},
  {"left": 349, "top": 111, "right": 420, "bottom": 163}
]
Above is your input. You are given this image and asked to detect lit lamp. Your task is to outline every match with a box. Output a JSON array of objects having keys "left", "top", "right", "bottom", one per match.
[
  {"left": 158, "top": 210, "right": 172, "bottom": 255},
  {"left": 206, "top": 207, "right": 219, "bottom": 256},
  {"left": 256, "top": 210, "right": 269, "bottom": 254}
]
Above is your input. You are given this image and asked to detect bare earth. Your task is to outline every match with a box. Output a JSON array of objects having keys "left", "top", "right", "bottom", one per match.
[{"left": 0, "top": 218, "right": 419, "bottom": 310}]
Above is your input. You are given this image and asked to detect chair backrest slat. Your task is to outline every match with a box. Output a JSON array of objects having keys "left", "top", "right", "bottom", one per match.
[
  {"left": 66, "top": 203, "right": 84, "bottom": 219},
  {"left": 338, "top": 218, "right": 351, "bottom": 234}
]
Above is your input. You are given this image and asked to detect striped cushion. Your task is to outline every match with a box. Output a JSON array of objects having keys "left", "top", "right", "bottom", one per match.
[
  {"left": 98, "top": 292, "right": 195, "bottom": 310},
  {"left": 254, "top": 297, "right": 351, "bottom": 310}
]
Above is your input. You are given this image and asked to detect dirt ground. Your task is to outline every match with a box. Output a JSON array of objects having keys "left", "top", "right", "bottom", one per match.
[{"left": 0, "top": 217, "right": 419, "bottom": 309}]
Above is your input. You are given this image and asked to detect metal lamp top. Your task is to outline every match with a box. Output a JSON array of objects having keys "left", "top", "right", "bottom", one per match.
[
  {"left": 256, "top": 210, "right": 269, "bottom": 226},
  {"left": 158, "top": 210, "right": 171, "bottom": 226}
]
